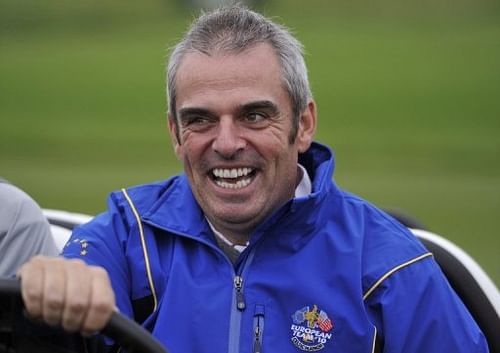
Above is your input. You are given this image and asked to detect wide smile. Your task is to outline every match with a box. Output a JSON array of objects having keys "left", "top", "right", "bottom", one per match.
[{"left": 210, "top": 167, "right": 257, "bottom": 190}]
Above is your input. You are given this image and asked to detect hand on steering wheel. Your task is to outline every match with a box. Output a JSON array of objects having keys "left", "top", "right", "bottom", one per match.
[{"left": 0, "top": 277, "right": 167, "bottom": 353}]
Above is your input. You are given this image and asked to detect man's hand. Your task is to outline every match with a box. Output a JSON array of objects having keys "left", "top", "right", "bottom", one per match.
[{"left": 17, "top": 256, "right": 115, "bottom": 335}]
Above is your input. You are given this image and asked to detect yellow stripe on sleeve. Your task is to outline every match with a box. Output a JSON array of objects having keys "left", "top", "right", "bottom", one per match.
[{"left": 363, "top": 253, "right": 433, "bottom": 301}]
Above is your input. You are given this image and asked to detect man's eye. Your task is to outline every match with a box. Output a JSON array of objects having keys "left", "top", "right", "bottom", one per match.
[
  {"left": 244, "top": 112, "right": 266, "bottom": 123},
  {"left": 180, "top": 116, "right": 215, "bottom": 132},
  {"left": 184, "top": 116, "right": 210, "bottom": 126}
]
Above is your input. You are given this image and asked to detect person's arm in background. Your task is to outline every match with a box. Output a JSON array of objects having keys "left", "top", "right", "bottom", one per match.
[{"left": 0, "top": 181, "right": 58, "bottom": 277}]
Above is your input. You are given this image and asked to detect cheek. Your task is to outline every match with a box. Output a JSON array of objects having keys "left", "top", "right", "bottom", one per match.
[
  {"left": 249, "top": 128, "right": 290, "bottom": 154},
  {"left": 174, "top": 143, "right": 184, "bottom": 160},
  {"left": 179, "top": 137, "right": 209, "bottom": 169},
  {"left": 275, "top": 145, "right": 300, "bottom": 176}
]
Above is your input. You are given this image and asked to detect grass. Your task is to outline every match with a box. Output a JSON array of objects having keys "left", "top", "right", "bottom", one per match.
[{"left": 1, "top": 0, "right": 499, "bottom": 284}]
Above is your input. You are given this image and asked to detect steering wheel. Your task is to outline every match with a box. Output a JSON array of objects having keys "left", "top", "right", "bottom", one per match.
[{"left": 0, "top": 278, "right": 168, "bottom": 353}]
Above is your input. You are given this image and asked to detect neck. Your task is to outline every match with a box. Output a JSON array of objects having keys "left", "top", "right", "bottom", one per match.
[
  {"left": 295, "top": 164, "right": 303, "bottom": 187},
  {"left": 207, "top": 217, "right": 252, "bottom": 246}
]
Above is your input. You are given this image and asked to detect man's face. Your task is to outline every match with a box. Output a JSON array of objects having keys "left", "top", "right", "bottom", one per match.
[{"left": 169, "top": 43, "right": 315, "bottom": 239}]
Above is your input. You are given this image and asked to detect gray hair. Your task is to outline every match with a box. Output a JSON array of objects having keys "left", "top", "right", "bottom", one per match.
[{"left": 166, "top": 5, "right": 312, "bottom": 143}]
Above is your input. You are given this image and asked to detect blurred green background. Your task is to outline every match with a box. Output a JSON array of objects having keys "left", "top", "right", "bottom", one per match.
[{"left": 1, "top": 0, "right": 499, "bottom": 284}]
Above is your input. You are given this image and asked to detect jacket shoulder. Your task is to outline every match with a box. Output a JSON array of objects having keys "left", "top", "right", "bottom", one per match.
[
  {"left": 109, "top": 177, "right": 180, "bottom": 216},
  {"left": 338, "top": 191, "right": 431, "bottom": 295}
]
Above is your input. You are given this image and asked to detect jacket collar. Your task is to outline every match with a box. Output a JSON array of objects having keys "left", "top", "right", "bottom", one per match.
[{"left": 142, "top": 141, "right": 336, "bottom": 241}]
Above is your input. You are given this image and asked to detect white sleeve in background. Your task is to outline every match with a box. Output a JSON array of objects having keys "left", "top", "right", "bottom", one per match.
[{"left": 0, "top": 183, "right": 59, "bottom": 277}]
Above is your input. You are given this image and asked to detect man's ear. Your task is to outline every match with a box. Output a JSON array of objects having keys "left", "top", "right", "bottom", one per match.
[
  {"left": 167, "top": 112, "right": 183, "bottom": 160},
  {"left": 296, "top": 100, "right": 317, "bottom": 153}
]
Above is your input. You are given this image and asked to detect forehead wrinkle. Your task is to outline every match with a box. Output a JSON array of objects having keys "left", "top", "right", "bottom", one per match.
[
  {"left": 176, "top": 45, "right": 280, "bottom": 93},
  {"left": 175, "top": 43, "right": 288, "bottom": 118},
  {"left": 183, "top": 76, "right": 260, "bottom": 96},
  {"left": 176, "top": 80, "right": 275, "bottom": 116}
]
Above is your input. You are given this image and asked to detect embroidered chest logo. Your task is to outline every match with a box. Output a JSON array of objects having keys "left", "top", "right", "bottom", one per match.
[
  {"left": 64, "top": 238, "right": 89, "bottom": 256},
  {"left": 290, "top": 305, "right": 334, "bottom": 351}
]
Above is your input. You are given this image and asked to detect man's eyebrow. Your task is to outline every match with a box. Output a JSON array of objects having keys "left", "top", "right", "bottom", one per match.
[
  {"left": 178, "top": 100, "right": 279, "bottom": 120},
  {"left": 178, "top": 107, "right": 212, "bottom": 121},
  {"left": 239, "top": 100, "right": 279, "bottom": 114}
]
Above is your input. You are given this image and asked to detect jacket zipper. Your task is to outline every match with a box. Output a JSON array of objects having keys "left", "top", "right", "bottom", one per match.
[
  {"left": 253, "top": 304, "right": 265, "bottom": 353},
  {"left": 141, "top": 223, "right": 259, "bottom": 352},
  {"left": 228, "top": 248, "right": 257, "bottom": 353},
  {"left": 234, "top": 275, "right": 246, "bottom": 310}
]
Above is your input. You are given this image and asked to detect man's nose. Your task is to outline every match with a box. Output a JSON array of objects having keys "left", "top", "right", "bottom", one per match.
[{"left": 212, "top": 118, "right": 246, "bottom": 158}]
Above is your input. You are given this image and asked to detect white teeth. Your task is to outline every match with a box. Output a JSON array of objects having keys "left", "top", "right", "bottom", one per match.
[
  {"left": 215, "top": 178, "right": 251, "bottom": 190},
  {"left": 212, "top": 168, "right": 253, "bottom": 179},
  {"left": 212, "top": 167, "right": 253, "bottom": 190}
]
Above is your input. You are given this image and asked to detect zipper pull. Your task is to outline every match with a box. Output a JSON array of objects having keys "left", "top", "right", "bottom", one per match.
[
  {"left": 253, "top": 320, "right": 262, "bottom": 353},
  {"left": 253, "top": 305, "right": 265, "bottom": 353},
  {"left": 234, "top": 275, "right": 246, "bottom": 310}
]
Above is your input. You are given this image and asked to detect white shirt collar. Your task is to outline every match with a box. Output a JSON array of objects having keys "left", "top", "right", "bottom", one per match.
[{"left": 295, "top": 163, "right": 312, "bottom": 198}]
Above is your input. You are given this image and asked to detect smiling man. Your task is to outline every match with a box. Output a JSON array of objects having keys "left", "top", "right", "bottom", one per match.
[
  {"left": 18, "top": 5, "right": 488, "bottom": 353},
  {"left": 170, "top": 42, "right": 315, "bottom": 247}
]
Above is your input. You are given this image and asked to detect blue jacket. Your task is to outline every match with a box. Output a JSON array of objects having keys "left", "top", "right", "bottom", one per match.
[{"left": 63, "top": 142, "right": 488, "bottom": 353}]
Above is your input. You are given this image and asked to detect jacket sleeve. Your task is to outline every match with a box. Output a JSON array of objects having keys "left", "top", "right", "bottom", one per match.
[
  {"left": 364, "top": 256, "right": 489, "bottom": 353},
  {"left": 61, "top": 192, "right": 134, "bottom": 320}
]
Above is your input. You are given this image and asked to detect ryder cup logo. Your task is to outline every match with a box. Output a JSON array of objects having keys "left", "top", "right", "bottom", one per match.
[{"left": 290, "top": 305, "right": 333, "bottom": 351}]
